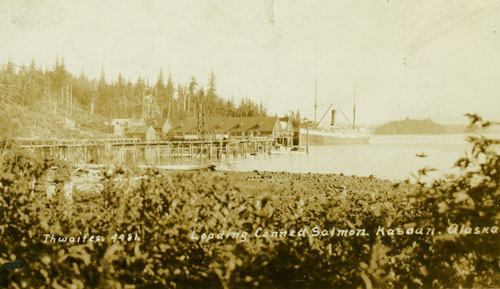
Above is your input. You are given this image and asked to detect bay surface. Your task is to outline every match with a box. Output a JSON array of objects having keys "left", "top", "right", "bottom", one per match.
[{"left": 218, "top": 134, "right": 500, "bottom": 181}]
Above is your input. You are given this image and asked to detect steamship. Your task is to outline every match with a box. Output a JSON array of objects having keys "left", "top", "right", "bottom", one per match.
[{"left": 298, "top": 84, "right": 370, "bottom": 146}]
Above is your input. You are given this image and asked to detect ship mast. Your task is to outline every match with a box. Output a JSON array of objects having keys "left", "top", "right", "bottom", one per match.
[
  {"left": 352, "top": 85, "right": 356, "bottom": 129},
  {"left": 314, "top": 78, "right": 318, "bottom": 127}
]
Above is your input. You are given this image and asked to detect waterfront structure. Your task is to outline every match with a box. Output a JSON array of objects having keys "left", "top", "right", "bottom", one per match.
[
  {"left": 15, "top": 136, "right": 275, "bottom": 165},
  {"left": 166, "top": 116, "right": 292, "bottom": 145},
  {"left": 279, "top": 117, "right": 294, "bottom": 146},
  {"left": 124, "top": 125, "right": 156, "bottom": 141},
  {"left": 57, "top": 117, "right": 76, "bottom": 129},
  {"left": 111, "top": 118, "right": 146, "bottom": 136},
  {"left": 146, "top": 118, "right": 172, "bottom": 138}
]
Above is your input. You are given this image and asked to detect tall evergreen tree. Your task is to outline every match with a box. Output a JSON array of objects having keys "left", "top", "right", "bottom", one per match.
[
  {"left": 187, "top": 76, "right": 197, "bottom": 116},
  {"left": 0, "top": 60, "right": 269, "bottom": 124},
  {"left": 165, "top": 72, "right": 174, "bottom": 118}
]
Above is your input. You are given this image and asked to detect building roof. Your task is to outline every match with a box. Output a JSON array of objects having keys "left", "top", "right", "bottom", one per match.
[
  {"left": 111, "top": 118, "right": 145, "bottom": 126},
  {"left": 168, "top": 117, "right": 281, "bottom": 134},
  {"left": 125, "top": 125, "right": 153, "bottom": 134},
  {"left": 57, "top": 117, "right": 75, "bottom": 124},
  {"left": 146, "top": 118, "right": 169, "bottom": 130}
]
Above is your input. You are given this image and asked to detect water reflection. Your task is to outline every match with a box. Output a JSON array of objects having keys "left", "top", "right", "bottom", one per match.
[{"left": 218, "top": 134, "right": 499, "bottom": 180}]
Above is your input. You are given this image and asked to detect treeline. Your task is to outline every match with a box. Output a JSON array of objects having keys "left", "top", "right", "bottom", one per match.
[
  {"left": 374, "top": 118, "right": 447, "bottom": 134},
  {"left": 0, "top": 58, "right": 267, "bottom": 122}
]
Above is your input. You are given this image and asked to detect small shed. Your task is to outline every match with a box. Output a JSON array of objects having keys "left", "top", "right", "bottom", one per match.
[
  {"left": 111, "top": 119, "right": 146, "bottom": 136},
  {"left": 58, "top": 117, "right": 76, "bottom": 129},
  {"left": 125, "top": 125, "right": 156, "bottom": 141},
  {"left": 146, "top": 118, "right": 172, "bottom": 136}
]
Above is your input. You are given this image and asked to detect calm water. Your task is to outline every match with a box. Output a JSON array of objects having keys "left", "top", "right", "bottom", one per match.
[{"left": 218, "top": 134, "right": 500, "bottom": 181}]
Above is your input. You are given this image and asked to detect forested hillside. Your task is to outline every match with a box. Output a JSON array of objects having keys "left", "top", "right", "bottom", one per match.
[
  {"left": 374, "top": 118, "right": 447, "bottom": 135},
  {"left": 0, "top": 58, "right": 266, "bottom": 136}
]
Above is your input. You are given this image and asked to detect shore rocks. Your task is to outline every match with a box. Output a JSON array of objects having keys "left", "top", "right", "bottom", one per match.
[{"left": 222, "top": 170, "right": 414, "bottom": 199}]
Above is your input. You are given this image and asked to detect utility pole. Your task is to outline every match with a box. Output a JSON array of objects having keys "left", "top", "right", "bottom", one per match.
[
  {"left": 61, "top": 86, "right": 64, "bottom": 114},
  {"left": 70, "top": 85, "right": 73, "bottom": 115},
  {"left": 314, "top": 78, "right": 317, "bottom": 127},
  {"left": 66, "top": 85, "right": 69, "bottom": 113},
  {"left": 306, "top": 120, "right": 310, "bottom": 154},
  {"left": 91, "top": 83, "right": 96, "bottom": 117},
  {"left": 353, "top": 85, "right": 356, "bottom": 129},
  {"left": 297, "top": 116, "right": 301, "bottom": 146}
]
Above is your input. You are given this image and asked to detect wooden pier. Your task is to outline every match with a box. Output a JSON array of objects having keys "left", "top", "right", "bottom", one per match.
[{"left": 16, "top": 137, "right": 277, "bottom": 166}]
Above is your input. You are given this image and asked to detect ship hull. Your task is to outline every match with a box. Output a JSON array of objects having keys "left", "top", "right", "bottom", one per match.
[{"left": 299, "top": 129, "right": 369, "bottom": 146}]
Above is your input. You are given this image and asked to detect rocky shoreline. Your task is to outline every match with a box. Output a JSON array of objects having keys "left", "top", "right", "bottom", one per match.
[
  {"left": 66, "top": 167, "right": 416, "bottom": 199},
  {"left": 199, "top": 170, "right": 414, "bottom": 198}
]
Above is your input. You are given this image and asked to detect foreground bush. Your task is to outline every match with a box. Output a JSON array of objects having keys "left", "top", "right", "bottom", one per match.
[{"left": 0, "top": 114, "right": 498, "bottom": 288}]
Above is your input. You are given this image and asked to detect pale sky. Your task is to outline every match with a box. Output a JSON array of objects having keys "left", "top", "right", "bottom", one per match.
[{"left": 1, "top": 0, "right": 499, "bottom": 125}]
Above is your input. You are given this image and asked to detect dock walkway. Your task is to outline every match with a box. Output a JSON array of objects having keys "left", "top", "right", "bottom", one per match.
[{"left": 16, "top": 137, "right": 277, "bottom": 165}]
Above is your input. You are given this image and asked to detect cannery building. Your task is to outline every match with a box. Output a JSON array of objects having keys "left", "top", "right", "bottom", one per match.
[{"left": 166, "top": 116, "right": 292, "bottom": 145}]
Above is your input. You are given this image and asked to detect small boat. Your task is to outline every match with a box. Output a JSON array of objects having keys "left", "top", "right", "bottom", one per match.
[
  {"left": 139, "top": 164, "right": 217, "bottom": 171},
  {"left": 290, "top": 146, "right": 306, "bottom": 154},
  {"left": 269, "top": 150, "right": 289, "bottom": 155},
  {"left": 416, "top": 153, "right": 427, "bottom": 158},
  {"left": 269, "top": 145, "right": 291, "bottom": 155}
]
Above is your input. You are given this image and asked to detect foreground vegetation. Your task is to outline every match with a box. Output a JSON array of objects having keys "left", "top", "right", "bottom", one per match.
[{"left": 1, "top": 115, "right": 499, "bottom": 288}]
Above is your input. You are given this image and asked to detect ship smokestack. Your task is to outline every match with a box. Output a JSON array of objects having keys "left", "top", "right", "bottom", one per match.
[{"left": 330, "top": 109, "right": 336, "bottom": 126}]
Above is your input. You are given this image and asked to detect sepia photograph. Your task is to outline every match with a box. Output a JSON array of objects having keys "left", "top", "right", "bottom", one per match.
[{"left": 1, "top": 0, "right": 500, "bottom": 288}]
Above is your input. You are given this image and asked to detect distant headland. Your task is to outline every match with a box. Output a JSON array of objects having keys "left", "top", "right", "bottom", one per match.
[
  {"left": 372, "top": 118, "right": 500, "bottom": 135},
  {"left": 373, "top": 118, "right": 446, "bottom": 135}
]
